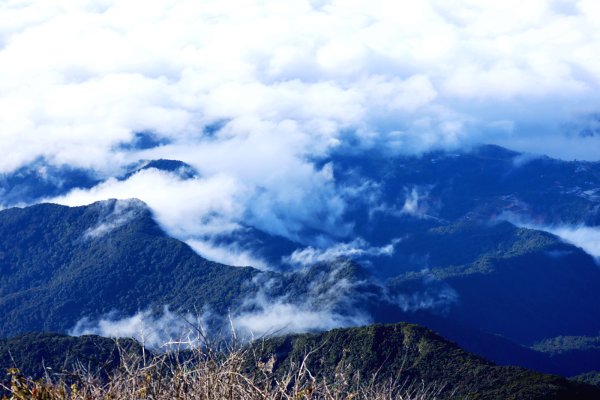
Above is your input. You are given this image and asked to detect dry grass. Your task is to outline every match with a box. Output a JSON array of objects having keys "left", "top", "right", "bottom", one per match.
[{"left": 2, "top": 338, "right": 441, "bottom": 400}]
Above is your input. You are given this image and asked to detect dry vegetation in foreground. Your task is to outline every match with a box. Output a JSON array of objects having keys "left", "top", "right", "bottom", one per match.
[{"left": 2, "top": 338, "right": 442, "bottom": 400}]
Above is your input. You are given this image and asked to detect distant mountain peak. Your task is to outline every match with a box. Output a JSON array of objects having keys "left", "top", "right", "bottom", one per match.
[
  {"left": 468, "top": 144, "right": 521, "bottom": 159},
  {"left": 122, "top": 159, "right": 199, "bottom": 180}
]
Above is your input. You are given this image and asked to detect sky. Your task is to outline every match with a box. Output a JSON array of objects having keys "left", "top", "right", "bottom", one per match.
[{"left": 2, "top": 0, "right": 600, "bottom": 264}]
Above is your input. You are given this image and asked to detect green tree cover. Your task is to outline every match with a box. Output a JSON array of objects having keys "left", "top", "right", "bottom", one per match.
[
  {"left": 532, "top": 336, "right": 600, "bottom": 376},
  {"left": 3, "top": 325, "right": 600, "bottom": 399},
  {"left": 387, "top": 221, "right": 600, "bottom": 344},
  {"left": 0, "top": 200, "right": 259, "bottom": 337},
  {"left": 335, "top": 145, "right": 600, "bottom": 227},
  {"left": 573, "top": 371, "right": 600, "bottom": 388},
  {"left": 2, "top": 199, "right": 600, "bottom": 378},
  {"left": 248, "top": 323, "right": 600, "bottom": 399},
  {"left": 0, "top": 332, "right": 141, "bottom": 382}
]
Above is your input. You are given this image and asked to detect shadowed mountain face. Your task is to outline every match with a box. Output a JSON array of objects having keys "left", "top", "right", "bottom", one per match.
[
  {"left": 332, "top": 144, "right": 600, "bottom": 233},
  {"left": 0, "top": 158, "right": 198, "bottom": 208},
  {"left": 0, "top": 160, "right": 100, "bottom": 207},
  {"left": 1, "top": 198, "right": 600, "bottom": 378},
  {"left": 386, "top": 221, "right": 600, "bottom": 344}
]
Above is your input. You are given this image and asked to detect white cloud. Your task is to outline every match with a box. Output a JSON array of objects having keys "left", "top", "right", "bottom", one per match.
[
  {"left": 1, "top": 0, "right": 599, "bottom": 176},
  {"left": 284, "top": 238, "right": 397, "bottom": 267},
  {"left": 187, "top": 239, "right": 271, "bottom": 270},
  {"left": 392, "top": 283, "right": 459, "bottom": 312},
  {"left": 498, "top": 213, "right": 600, "bottom": 262},
  {"left": 52, "top": 169, "right": 247, "bottom": 238},
  {"left": 231, "top": 266, "right": 373, "bottom": 338},
  {"left": 84, "top": 198, "right": 146, "bottom": 239},
  {"left": 3, "top": 0, "right": 600, "bottom": 265},
  {"left": 232, "top": 300, "right": 369, "bottom": 338},
  {"left": 70, "top": 307, "right": 210, "bottom": 349},
  {"left": 545, "top": 225, "right": 600, "bottom": 260}
]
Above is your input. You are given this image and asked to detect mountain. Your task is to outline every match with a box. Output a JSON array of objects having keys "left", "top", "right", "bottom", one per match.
[
  {"left": 532, "top": 336, "right": 600, "bottom": 376},
  {"left": 332, "top": 144, "right": 600, "bottom": 232},
  {"left": 0, "top": 160, "right": 99, "bottom": 207},
  {"left": 0, "top": 333, "right": 140, "bottom": 382},
  {"left": 2, "top": 145, "right": 600, "bottom": 379},
  {"left": 0, "top": 157, "right": 198, "bottom": 208},
  {"left": 387, "top": 220, "right": 600, "bottom": 344},
  {"left": 119, "top": 159, "right": 199, "bottom": 181},
  {"left": 250, "top": 323, "right": 600, "bottom": 399},
  {"left": 574, "top": 371, "right": 600, "bottom": 388},
  {"left": 1, "top": 199, "right": 600, "bottom": 376},
  {"left": 0, "top": 199, "right": 259, "bottom": 337},
  {"left": 3, "top": 324, "right": 600, "bottom": 399}
]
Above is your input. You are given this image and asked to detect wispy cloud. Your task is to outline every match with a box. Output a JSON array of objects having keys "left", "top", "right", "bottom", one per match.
[
  {"left": 390, "top": 276, "right": 459, "bottom": 312},
  {"left": 284, "top": 238, "right": 398, "bottom": 268},
  {"left": 69, "top": 307, "right": 210, "bottom": 349},
  {"left": 84, "top": 198, "right": 146, "bottom": 239},
  {"left": 69, "top": 260, "right": 459, "bottom": 344},
  {"left": 187, "top": 239, "right": 271, "bottom": 270}
]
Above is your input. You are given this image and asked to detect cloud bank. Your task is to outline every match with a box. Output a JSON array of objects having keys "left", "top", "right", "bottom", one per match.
[
  {"left": 2, "top": 0, "right": 600, "bottom": 176},
  {"left": 2, "top": 0, "right": 600, "bottom": 263}
]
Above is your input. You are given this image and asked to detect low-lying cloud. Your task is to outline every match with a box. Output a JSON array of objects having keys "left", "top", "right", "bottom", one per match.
[
  {"left": 497, "top": 212, "right": 600, "bottom": 263},
  {"left": 284, "top": 238, "right": 398, "bottom": 268},
  {"left": 391, "top": 280, "right": 459, "bottom": 313},
  {"left": 187, "top": 239, "right": 271, "bottom": 270},
  {"left": 68, "top": 259, "right": 460, "bottom": 345},
  {"left": 545, "top": 225, "right": 600, "bottom": 261},
  {"left": 69, "top": 307, "right": 210, "bottom": 349},
  {"left": 84, "top": 198, "right": 146, "bottom": 239}
]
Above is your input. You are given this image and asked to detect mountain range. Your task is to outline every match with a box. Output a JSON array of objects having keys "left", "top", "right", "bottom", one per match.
[
  {"left": 3, "top": 324, "right": 600, "bottom": 400},
  {"left": 1, "top": 144, "right": 600, "bottom": 391}
]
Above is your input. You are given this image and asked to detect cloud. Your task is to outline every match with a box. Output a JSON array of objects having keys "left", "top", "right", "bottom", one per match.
[
  {"left": 84, "top": 198, "right": 146, "bottom": 239},
  {"left": 497, "top": 213, "right": 600, "bottom": 262},
  {"left": 4, "top": 0, "right": 600, "bottom": 265},
  {"left": 52, "top": 168, "right": 248, "bottom": 238},
  {"left": 284, "top": 238, "right": 398, "bottom": 268},
  {"left": 50, "top": 155, "right": 348, "bottom": 255},
  {"left": 399, "top": 186, "right": 441, "bottom": 220},
  {"left": 68, "top": 261, "right": 459, "bottom": 342},
  {"left": 232, "top": 300, "right": 369, "bottom": 338},
  {"left": 187, "top": 239, "right": 271, "bottom": 270},
  {"left": 1, "top": 0, "right": 600, "bottom": 175},
  {"left": 390, "top": 277, "right": 459, "bottom": 312},
  {"left": 69, "top": 307, "right": 210, "bottom": 349},
  {"left": 545, "top": 225, "right": 600, "bottom": 260},
  {"left": 230, "top": 264, "right": 373, "bottom": 338}
]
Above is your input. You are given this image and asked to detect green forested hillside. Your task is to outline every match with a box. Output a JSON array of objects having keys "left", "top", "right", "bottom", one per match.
[
  {"left": 0, "top": 200, "right": 259, "bottom": 337},
  {"left": 2, "top": 199, "right": 600, "bottom": 378},
  {"left": 250, "top": 323, "right": 600, "bottom": 399},
  {"left": 0, "top": 333, "right": 140, "bottom": 381},
  {"left": 4, "top": 324, "right": 600, "bottom": 400},
  {"left": 387, "top": 221, "right": 600, "bottom": 344}
]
